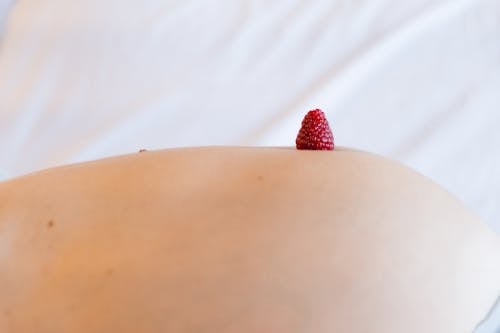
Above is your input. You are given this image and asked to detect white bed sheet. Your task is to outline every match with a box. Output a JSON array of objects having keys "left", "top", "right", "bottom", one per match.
[{"left": 0, "top": 0, "right": 499, "bottom": 237}]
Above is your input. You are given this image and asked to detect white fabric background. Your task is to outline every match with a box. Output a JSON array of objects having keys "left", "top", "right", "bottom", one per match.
[
  {"left": 0, "top": 0, "right": 499, "bottom": 238},
  {"left": 0, "top": 1, "right": 499, "bottom": 329}
]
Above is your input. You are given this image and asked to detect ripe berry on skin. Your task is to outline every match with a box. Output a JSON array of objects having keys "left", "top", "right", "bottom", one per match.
[{"left": 296, "top": 109, "right": 334, "bottom": 151}]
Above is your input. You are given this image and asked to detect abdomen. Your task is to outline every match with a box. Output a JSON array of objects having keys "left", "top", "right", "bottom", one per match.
[{"left": 1, "top": 147, "right": 499, "bottom": 333}]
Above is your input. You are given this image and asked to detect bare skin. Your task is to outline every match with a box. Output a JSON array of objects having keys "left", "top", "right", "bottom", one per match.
[{"left": 0, "top": 147, "right": 499, "bottom": 333}]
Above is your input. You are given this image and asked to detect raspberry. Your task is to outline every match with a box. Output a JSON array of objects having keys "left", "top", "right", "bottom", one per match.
[{"left": 296, "top": 109, "right": 334, "bottom": 150}]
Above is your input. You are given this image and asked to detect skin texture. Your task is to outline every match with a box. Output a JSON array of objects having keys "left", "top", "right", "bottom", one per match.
[{"left": 0, "top": 147, "right": 499, "bottom": 333}]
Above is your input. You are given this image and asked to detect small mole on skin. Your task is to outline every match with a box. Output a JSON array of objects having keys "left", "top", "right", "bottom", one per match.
[
  {"left": 47, "top": 220, "right": 54, "bottom": 229},
  {"left": 257, "top": 175, "right": 264, "bottom": 181},
  {"left": 106, "top": 268, "right": 114, "bottom": 277}
]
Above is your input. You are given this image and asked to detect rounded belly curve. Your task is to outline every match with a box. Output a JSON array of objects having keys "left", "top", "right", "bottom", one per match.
[{"left": 0, "top": 147, "right": 499, "bottom": 333}]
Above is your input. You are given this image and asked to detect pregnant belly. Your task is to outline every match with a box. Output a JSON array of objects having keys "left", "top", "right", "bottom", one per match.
[{"left": 0, "top": 147, "right": 499, "bottom": 333}]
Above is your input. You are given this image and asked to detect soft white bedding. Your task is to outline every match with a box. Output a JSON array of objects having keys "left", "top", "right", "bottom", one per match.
[
  {"left": 0, "top": 1, "right": 499, "bottom": 329},
  {"left": 0, "top": 0, "right": 499, "bottom": 239}
]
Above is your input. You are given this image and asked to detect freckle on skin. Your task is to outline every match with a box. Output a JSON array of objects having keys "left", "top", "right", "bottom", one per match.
[
  {"left": 47, "top": 220, "right": 54, "bottom": 229},
  {"left": 257, "top": 176, "right": 264, "bottom": 181},
  {"left": 106, "top": 268, "right": 114, "bottom": 277}
]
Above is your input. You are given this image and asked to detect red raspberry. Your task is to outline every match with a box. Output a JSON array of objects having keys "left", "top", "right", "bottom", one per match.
[{"left": 296, "top": 109, "right": 334, "bottom": 150}]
